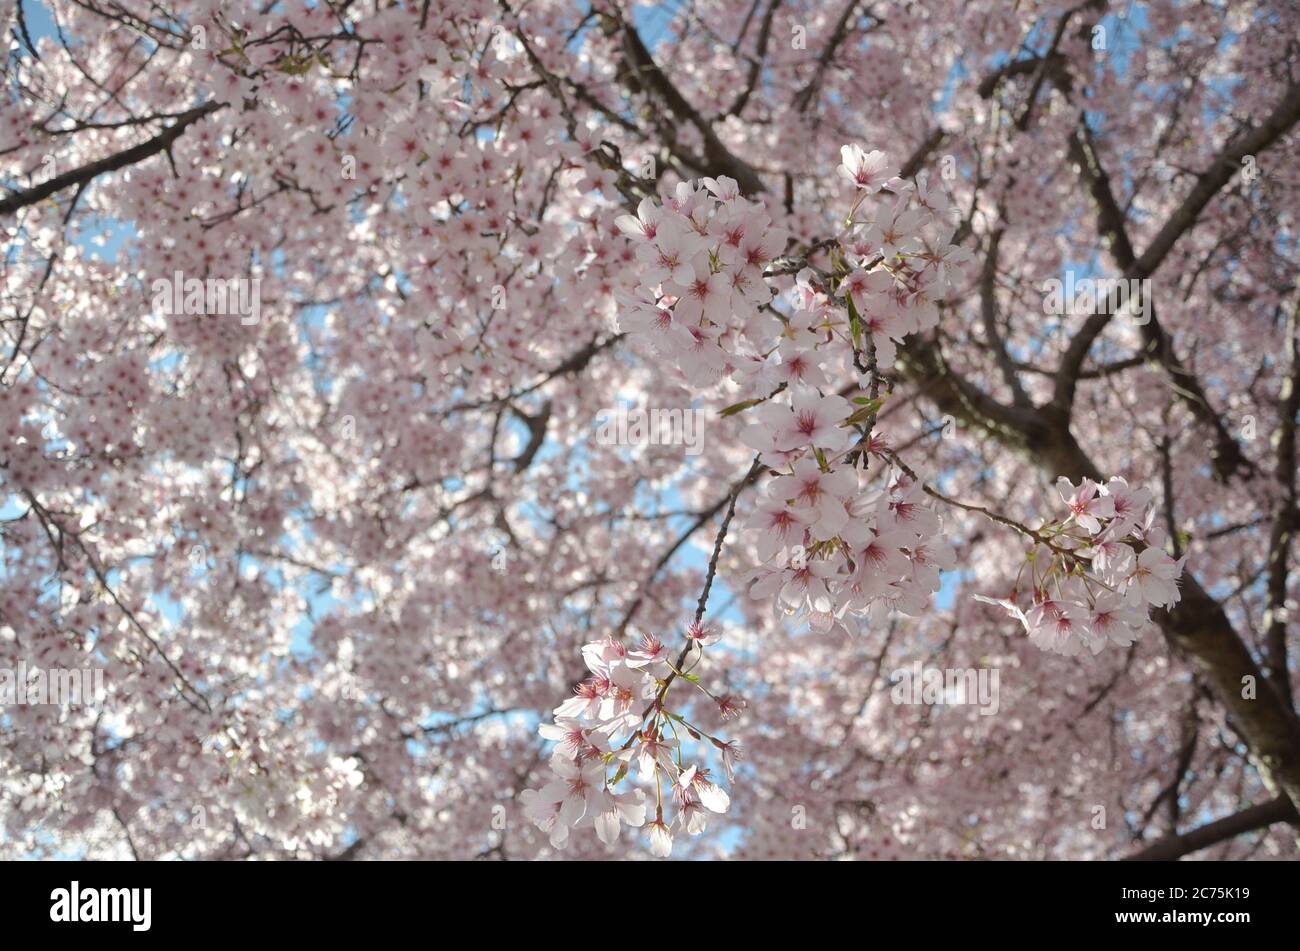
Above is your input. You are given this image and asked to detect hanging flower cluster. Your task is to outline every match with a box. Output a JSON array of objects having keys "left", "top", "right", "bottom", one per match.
[
  {"left": 742, "top": 462, "right": 957, "bottom": 635},
  {"left": 616, "top": 149, "right": 972, "bottom": 639},
  {"left": 975, "top": 477, "right": 1187, "bottom": 655},
  {"left": 521, "top": 629, "right": 741, "bottom": 857}
]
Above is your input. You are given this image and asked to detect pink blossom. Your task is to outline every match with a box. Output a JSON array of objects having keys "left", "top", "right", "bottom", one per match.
[
  {"left": 1056, "top": 477, "right": 1116, "bottom": 535},
  {"left": 838, "top": 145, "right": 898, "bottom": 193}
]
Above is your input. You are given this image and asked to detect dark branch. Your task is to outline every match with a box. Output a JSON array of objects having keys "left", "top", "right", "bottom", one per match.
[{"left": 0, "top": 101, "right": 226, "bottom": 217}]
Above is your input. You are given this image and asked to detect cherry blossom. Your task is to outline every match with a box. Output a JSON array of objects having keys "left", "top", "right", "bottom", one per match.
[
  {"left": 2, "top": 0, "right": 1296, "bottom": 867},
  {"left": 970, "top": 478, "right": 1185, "bottom": 656},
  {"left": 838, "top": 145, "right": 898, "bottom": 194}
]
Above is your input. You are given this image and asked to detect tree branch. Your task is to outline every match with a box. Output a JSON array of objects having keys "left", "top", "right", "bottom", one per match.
[
  {"left": 1124, "top": 795, "right": 1297, "bottom": 860},
  {"left": 1264, "top": 301, "right": 1300, "bottom": 708},
  {"left": 615, "top": 14, "right": 767, "bottom": 194},
  {"left": 0, "top": 101, "right": 225, "bottom": 217}
]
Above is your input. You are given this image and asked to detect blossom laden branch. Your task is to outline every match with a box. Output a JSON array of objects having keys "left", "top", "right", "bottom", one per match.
[{"left": 0, "top": 101, "right": 227, "bottom": 217}]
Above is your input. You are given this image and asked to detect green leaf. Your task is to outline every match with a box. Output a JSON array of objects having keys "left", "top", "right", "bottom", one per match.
[
  {"left": 841, "top": 397, "right": 884, "bottom": 427},
  {"left": 720, "top": 398, "right": 762, "bottom": 417},
  {"left": 845, "top": 289, "right": 864, "bottom": 351}
]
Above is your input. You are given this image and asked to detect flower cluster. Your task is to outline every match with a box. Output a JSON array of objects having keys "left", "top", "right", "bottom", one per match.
[
  {"left": 615, "top": 176, "right": 786, "bottom": 387},
  {"left": 616, "top": 153, "right": 968, "bottom": 392},
  {"left": 975, "top": 477, "right": 1187, "bottom": 655},
  {"left": 742, "top": 459, "right": 956, "bottom": 635},
  {"left": 521, "top": 631, "right": 740, "bottom": 857},
  {"left": 615, "top": 148, "right": 972, "bottom": 637}
]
